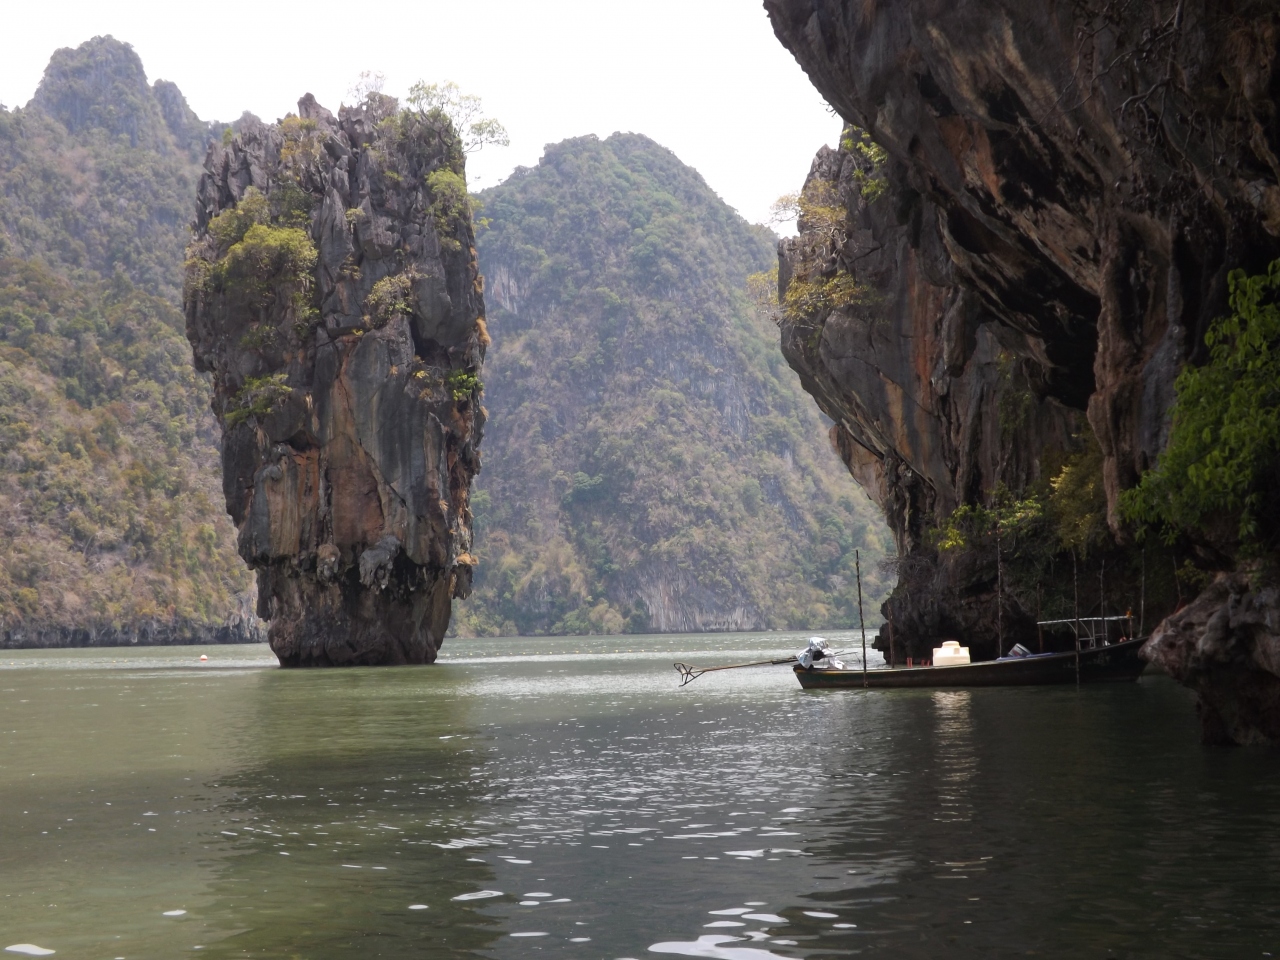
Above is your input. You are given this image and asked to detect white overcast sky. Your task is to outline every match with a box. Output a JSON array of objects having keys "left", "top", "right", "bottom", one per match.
[{"left": 0, "top": 0, "right": 841, "bottom": 227}]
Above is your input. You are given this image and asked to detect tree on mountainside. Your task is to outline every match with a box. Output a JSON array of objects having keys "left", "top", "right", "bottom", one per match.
[{"left": 406, "top": 81, "right": 509, "bottom": 154}]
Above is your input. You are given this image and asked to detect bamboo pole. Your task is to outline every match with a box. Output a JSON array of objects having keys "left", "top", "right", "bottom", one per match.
[
  {"left": 1073, "top": 548, "right": 1081, "bottom": 686},
  {"left": 1139, "top": 546, "right": 1146, "bottom": 639},
  {"left": 1037, "top": 581, "right": 1043, "bottom": 653},
  {"left": 856, "top": 549, "right": 867, "bottom": 688},
  {"left": 996, "top": 527, "right": 1004, "bottom": 659},
  {"left": 1099, "top": 558, "right": 1107, "bottom": 646}
]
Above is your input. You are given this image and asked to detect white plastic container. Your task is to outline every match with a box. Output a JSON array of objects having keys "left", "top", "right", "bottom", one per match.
[{"left": 931, "top": 640, "right": 971, "bottom": 666}]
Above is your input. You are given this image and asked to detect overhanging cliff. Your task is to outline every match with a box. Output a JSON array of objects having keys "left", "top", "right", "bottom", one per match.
[
  {"left": 765, "top": 0, "right": 1280, "bottom": 741},
  {"left": 185, "top": 94, "right": 486, "bottom": 666}
]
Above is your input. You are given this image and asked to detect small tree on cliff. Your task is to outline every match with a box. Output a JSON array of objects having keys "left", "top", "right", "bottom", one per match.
[
  {"left": 406, "top": 81, "right": 509, "bottom": 155},
  {"left": 936, "top": 490, "right": 1044, "bottom": 656}
]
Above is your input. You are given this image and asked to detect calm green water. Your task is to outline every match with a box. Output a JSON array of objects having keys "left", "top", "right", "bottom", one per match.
[{"left": 1, "top": 632, "right": 1277, "bottom": 960}]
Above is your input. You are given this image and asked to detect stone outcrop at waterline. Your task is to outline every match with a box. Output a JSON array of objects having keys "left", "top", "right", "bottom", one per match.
[
  {"left": 184, "top": 94, "right": 487, "bottom": 666},
  {"left": 765, "top": 0, "right": 1280, "bottom": 741}
]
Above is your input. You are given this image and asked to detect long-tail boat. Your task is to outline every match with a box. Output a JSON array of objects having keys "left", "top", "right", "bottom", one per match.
[{"left": 792, "top": 629, "right": 1146, "bottom": 690}]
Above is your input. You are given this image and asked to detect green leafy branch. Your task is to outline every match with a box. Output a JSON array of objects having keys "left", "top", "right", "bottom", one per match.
[{"left": 1121, "top": 258, "right": 1280, "bottom": 551}]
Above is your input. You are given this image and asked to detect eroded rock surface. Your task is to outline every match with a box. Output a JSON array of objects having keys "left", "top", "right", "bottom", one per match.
[
  {"left": 1146, "top": 571, "right": 1280, "bottom": 745},
  {"left": 765, "top": 0, "right": 1280, "bottom": 738},
  {"left": 185, "top": 94, "right": 486, "bottom": 666}
]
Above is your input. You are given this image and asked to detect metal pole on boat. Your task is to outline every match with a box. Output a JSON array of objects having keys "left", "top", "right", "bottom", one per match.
[
  {"left": 856, "top": 549, "right": 868, "bottom": 689},
  {"left": 1073, "top": 549, "right": 1081, "bottom": 686}
]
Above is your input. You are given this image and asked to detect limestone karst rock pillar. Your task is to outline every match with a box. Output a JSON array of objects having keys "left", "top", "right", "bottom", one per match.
[{"left": 184, "top": 94, "right": 487, "bottom": 666}]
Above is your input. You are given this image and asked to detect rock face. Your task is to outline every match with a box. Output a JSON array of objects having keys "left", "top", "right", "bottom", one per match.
[
  {"left": 1146, "top": 570, "right": 1280, "bottom": 745},
  {"left": 765, "top": 0, "right": 1280, "bottom": 738},
  {"left": 185, "top": 94, "right": 486, "bottom": 666}
]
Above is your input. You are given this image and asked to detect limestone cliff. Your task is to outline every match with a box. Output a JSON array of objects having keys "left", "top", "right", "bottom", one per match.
[
  {"left": 185, "top": 94, "right": 486, "bottom": 666},
  {"left": 765, "top": 0, "right": 1280, "bottom": 740}
]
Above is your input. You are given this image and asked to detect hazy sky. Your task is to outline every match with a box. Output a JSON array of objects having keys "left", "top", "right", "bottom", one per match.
[{"left": 0, "top": 0, "right": 841, "bottom": 227}]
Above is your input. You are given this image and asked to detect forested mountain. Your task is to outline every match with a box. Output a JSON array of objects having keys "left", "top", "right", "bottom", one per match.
[
  {"left": 0, "top": 39, "right": 889, "bottom": 643},
  {"left": 455, "top": 134, "right": 891, "bottom": 636},
  {"left": 0, "top": 37, "right": 255, "bottom": 644}
]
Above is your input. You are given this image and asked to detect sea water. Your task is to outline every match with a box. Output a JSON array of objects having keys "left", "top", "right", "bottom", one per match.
[{"left": 0, "top": 632, "right": 1276, "bottom": 959}]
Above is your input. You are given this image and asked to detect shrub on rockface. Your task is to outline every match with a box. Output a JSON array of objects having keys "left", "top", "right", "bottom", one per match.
[{"left": 1122, "top": 259, "right": 1280, "bottom": 554}]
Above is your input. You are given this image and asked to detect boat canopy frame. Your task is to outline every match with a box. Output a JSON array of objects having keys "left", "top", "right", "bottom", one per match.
[{"left": 1036, "top": 614, "right": 1134, "bottom": 648}]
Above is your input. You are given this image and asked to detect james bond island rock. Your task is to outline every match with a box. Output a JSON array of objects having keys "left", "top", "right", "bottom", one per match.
[
  {"left": 184, "top": 94, "right": 487, "bottom": 666},
  {"left": 765, "top": 1, "right": 1280, "bottom": 740}
]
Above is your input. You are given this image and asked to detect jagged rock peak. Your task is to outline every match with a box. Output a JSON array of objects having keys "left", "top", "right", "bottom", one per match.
[{"left": 184, "top": 94, "right": 488, "bottom": 666}]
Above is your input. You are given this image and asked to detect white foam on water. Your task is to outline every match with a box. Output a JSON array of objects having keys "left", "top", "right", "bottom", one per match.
[
  {"left": 371, "top": 867, "right": 387, "bottom": 871},
  {"left": 744, "top": 902, "right": 765, "bottom": 906},
  {"left": 452, "top": 890, "right": 503, "bottom": 901},
  {"left": 519, "top": 900, "right": 541, "bottom": 906},
  {"left": 341, "top": 864, "right": 361, "bottom": 869},
  {"left": 832, "top": 923, "right": 857, "bottom": 928},
  {"left": 779, "top": 808, "right": 809, "bottom": 813},
  {"left": 408, "top": 905, "right": 429, "bottom": 910},
  {"left": 569, "top": 937, "right": 591, "bottom": 942},
  {"left": 770, "top": 941, "right": 797, "bottom": 946},
  {"left": 802, "top": 911, "right": 837, "bottom": 918},
  {"left": 649, "top": 934, "right": 791, "bottom": 959},
  {"left": 742, "top": 914, "right": 785, "bottom": 924},
  {"left": 5, "top": 946, "right": 55, "bottom": 956},
  {"left": 708, "top": 908, "right": 752, "bottom": 916},
  {"left": 523, "top": 892, "right": 552, "bottom": 897},
  {"left": 704, "top": 921, "right": 745, "bottom": 928},
  {"left": 509, "top": 932, "right": 547, "bottom": 937},
  {"left": 499, "top": 858, "right": 532, "bottom": 864},
  {"left": 549, "top": 898, "right": 571, "bottom": 903},
  {"left": 162, "top": 910, "right": 187, "bottom": 917}
]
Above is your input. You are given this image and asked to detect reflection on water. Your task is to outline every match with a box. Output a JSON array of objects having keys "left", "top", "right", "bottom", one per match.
[
  {"left": 2, "top": 631, "right": 1279, "bottom": 959},
  {"left": 932, "top": 690, "right": 975, "bottom": 823}
]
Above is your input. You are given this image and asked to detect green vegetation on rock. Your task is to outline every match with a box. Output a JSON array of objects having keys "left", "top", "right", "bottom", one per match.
[
  {"left": 0, "top": 259, "right": 250, "bottom": 630},
  {"left": 454, "top": 133, "right": 891, "bottom": 637},
  {"left": 1123, "top": 259, "right": 1280, "bottom": 553}
]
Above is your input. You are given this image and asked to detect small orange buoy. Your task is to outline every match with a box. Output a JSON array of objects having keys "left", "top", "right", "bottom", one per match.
[{"left": 199, "top": 655, "right": 208, "bottom": 661}]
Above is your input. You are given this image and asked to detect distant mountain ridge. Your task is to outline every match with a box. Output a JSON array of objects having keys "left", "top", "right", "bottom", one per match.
[
  {"left": 0, "top": 37, "right": 255, "bottom": 646},
  {"left": 458, "top": 133, "right": 891, "bottom": 636}
]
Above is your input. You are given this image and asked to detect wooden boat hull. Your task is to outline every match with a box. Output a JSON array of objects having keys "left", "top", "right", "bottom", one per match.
[{"left": 794, "top": 636, "right": 1147, "bottom": 689}]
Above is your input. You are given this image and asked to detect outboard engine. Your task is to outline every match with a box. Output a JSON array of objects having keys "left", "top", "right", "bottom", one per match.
[{"left": 796, "top": 636, "right": 845, "bottom": 670}]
